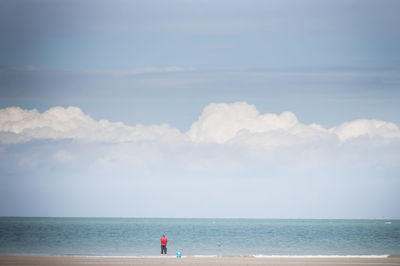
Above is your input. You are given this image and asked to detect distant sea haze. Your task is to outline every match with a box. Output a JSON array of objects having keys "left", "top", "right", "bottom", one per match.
[{"left": 0, "top": 218, "right": 399, "bottom": 257}]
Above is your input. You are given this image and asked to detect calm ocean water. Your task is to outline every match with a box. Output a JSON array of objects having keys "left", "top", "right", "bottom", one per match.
[{"left": 0, "top": 218, "right": 399, "bottom": 257}]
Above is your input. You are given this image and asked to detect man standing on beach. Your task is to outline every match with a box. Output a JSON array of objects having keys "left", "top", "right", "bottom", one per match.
[{"left": 160, "top": 234, "right": 168, "bottom": 255}]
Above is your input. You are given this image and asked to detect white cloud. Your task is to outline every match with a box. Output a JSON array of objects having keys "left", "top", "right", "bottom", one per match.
[
  {"left": 330, "top": 119, "right": 400, "bottom": 142},
  {"left": 186, "top": 102, "right": 330, "bottom": 146},
  {"left": 1, "top": 102, "right": 399, "bottom": 146},
  {"left": 186, "top": 102, "right": 400, "bottom": 147},
  {"left": 0, "top": 106, "right": 183, "bottom": 144}
]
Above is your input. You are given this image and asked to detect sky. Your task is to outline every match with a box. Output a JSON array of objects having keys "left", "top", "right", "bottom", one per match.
[{"left": 0, "top": 0, "right": 399, "bottom": 219}]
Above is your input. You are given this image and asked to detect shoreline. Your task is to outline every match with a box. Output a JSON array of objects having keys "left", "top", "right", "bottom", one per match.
[
  {"left": 0, "top": 253, "right": 395, "bottom": 258},
  {"left": 1, "top": 255, "right": 400, "bottom": 266},
  {"left": 0, "top": 254, "right": 395, "bottom": 258}
]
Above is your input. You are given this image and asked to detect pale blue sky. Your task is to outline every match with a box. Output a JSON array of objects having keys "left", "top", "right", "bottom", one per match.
[
  {"left": 1, "top": 0, "right": 400, "bottom": 130},
  {"left": 0, "top": 0, "right": 399, "bottom": 218},
  {"left": 1, "top": 0, "right": 399, "bottom": 69}
]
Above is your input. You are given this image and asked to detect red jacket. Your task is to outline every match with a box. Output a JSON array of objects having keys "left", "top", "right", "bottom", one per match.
[{"left": 160, "top": 237, "right": 167, "bottom": 246}]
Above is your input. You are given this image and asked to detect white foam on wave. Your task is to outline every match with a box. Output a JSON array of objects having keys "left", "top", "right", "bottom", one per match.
[
  {"left": 254, "top": 255, "right": 390, "bottom": 258},
  {"left": 190, "top": 255, "right": 218, "bottom": 258},
  {"left": 74, "top": 254, "right": 390, "bottom": 259}
]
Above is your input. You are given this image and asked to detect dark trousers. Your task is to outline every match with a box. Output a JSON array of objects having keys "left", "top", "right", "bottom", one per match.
[{"left": 161, "top": 245, "right": 167, "bottom": 254}]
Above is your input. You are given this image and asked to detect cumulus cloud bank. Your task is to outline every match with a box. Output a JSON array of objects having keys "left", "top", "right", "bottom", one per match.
[
  {"left": 1, "top": 102, "right": 400, "bottom": 146},
  {"left": 1, "top": 102, "right": 400, "bottom": 218}
]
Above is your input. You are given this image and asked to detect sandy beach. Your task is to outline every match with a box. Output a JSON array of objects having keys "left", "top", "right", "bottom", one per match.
[{"left": 1, "top": 255, "right": 399, "bottom": 266}]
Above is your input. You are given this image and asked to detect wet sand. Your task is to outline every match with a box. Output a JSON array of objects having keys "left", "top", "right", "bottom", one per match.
[{"left": 1, "top": 255, "right": 400, "bottom": 266}]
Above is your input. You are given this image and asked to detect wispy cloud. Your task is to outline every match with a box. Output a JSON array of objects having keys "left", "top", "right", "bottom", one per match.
[
  {"left": 0, "top": 65, "right": 40, "bottom": 72},
  {"left": 85, "top": 66, "right": 193, "bottom": 77}
]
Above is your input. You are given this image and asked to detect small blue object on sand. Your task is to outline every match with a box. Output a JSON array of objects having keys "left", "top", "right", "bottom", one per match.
[{"left": 176, "top": 252, "right": 182, "bottom": 258}]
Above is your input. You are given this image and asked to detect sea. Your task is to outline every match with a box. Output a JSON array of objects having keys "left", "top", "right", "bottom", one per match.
[{"left": 0, "top": 218, "right": 399, "bottom": 257}]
